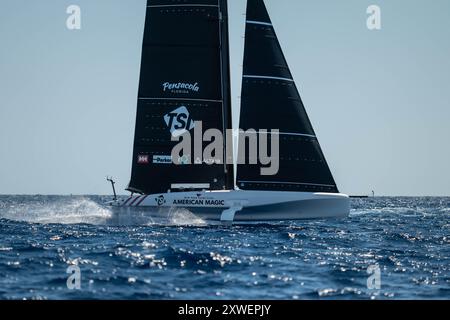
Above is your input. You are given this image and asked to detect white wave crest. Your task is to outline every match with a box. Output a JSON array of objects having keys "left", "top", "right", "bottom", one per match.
[{"left": 0, "top": 197, "right": 112, "bottom": 225}]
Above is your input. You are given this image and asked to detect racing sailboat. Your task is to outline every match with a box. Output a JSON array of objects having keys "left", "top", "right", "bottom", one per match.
[{"left": 108, "top": 0, "right": 350, "bottom": 222}]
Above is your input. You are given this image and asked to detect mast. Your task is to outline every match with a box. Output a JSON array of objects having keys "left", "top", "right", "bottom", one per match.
[
  {"left": 219, "top": 0, "right": 235, "bottom": 190},
  {"left": 236, "top": 0, "right": 339, "bottom": 193}
]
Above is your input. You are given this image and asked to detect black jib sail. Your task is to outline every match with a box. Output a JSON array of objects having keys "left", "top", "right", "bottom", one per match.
[
  {"left": 236, "top": 0, "right": 339, "bottom": 193},
  {"left": 127, "top": 0, "right": 233, "bottom": 195}
]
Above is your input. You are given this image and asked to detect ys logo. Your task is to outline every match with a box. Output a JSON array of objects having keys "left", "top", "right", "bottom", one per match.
[{"left": 164, "top": 106, "right": 195, "bottom": 138}]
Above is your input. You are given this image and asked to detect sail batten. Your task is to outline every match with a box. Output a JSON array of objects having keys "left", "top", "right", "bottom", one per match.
[
  {"left": 243, "top": 75, "right": 294, "bottom": 82},
  {"left": 138, "top": 97, "right": 223, "bottom": 102},
  {"left": 237, "top": 0, "right": 339, "bottom": 193},
  {"left": 246, "top": 20, "right": 273, "bottom": 26}
]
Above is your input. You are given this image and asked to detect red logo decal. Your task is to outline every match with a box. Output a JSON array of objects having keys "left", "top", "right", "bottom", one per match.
[{"left": 137, "top": 155, "right": 149, "bottom": 164}]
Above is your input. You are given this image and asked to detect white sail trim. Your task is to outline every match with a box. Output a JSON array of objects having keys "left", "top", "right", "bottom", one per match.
[
  {"left": 246, "top": 20, "right": 273, "bottom": 27},
  {"left": 139, "top": 97, "right": 223, "bottom": 103},
  {"left": 258, "top": 131, "right": 317, "bottom": 139},
  {"left": 238, "top": 181, "right": 336, "bottom": 188},
  {"left": 243, "top": 75, "right": 294, "bottom": 82},
  {"left": 239, "top": 130, "right": 317, "bottom": 139}
]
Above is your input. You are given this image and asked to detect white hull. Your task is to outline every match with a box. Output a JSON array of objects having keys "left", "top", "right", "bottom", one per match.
[{"left": 107, "top": 190, "right": 350, "bottom": 223}]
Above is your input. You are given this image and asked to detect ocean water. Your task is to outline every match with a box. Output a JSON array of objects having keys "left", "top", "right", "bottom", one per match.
[{"left": 0, "top": 195, "right": 448, "bottom": 300}]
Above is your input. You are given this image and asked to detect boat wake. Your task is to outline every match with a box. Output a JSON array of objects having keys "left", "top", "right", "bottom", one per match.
[
  {"left": 107, "top": 206, "right": 207, "bottom": 227},
  {"left": 166, "top": 208, "right": 207, "bottom": 226},
  {"left": 0, "top": 197, "right": 112, "bottom": 225},
  {"left": 0, "top": 196, "right": 207, "bottom": 227}
]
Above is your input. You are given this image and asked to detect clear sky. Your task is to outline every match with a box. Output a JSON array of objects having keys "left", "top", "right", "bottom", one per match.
[{"left": 0, "top": 0, "right": 449, "bottom": 196}]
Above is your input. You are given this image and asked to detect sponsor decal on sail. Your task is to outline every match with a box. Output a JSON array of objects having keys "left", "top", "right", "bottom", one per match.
[
  {"left": 164, "top": 106, "right": 195, "bottom": 137},
  {"left": 162, "top": 82, "right": 199, "bottom": 94},
  {"left": 178, "top": 155, "right": 190, "bottom": 165},
  {"left": 137, "top": 155, "right": 149, "bottom": 164},
  {"left": 153, "top": 155, "right": 172, "bottom": 164}
]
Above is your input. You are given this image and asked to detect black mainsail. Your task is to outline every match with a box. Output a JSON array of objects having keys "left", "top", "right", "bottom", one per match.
[
  {"left": 128, "top": 0, "right": 233, "bottom": 195},
  {"left": 236, "top": 0, "right": 339, "bottom": 193}
]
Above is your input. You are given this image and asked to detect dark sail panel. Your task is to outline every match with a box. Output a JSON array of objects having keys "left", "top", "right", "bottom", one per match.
[
  {"left": 237, "top": 0, "right": 339, "bottom": 193},
  {"left": 138, "top": 46, "right": 221, "bottom": 99},
  {"left": 128, "top": 0, "right": 233, "bottom": 195}
]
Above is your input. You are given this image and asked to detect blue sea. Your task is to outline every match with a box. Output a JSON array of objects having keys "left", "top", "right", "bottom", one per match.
[{"left": 0, "top": 195, "right": 448, "bottom": 300}]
